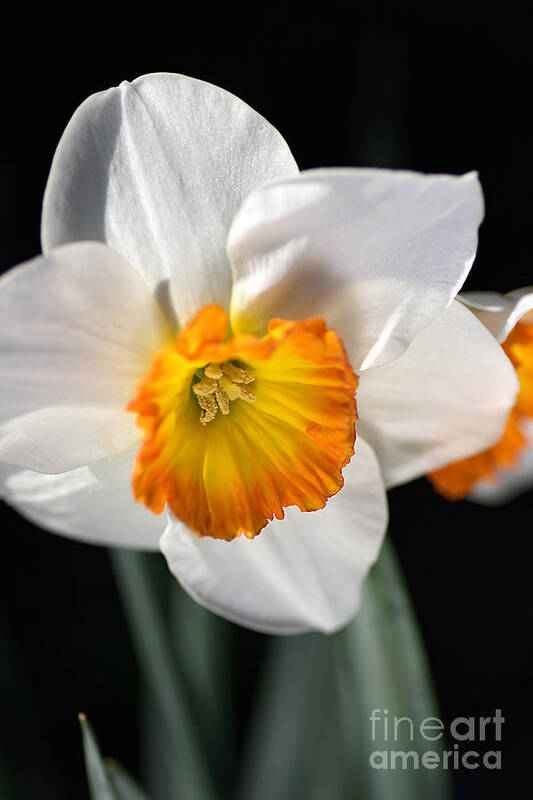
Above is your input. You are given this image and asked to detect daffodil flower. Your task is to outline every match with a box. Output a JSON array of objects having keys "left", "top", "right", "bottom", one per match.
[
  {"left": 0, "top": 74, "right": 518, "bottom": 633},
  {"left": 430, "top": 288, "right": 533, "bottom": 504}
]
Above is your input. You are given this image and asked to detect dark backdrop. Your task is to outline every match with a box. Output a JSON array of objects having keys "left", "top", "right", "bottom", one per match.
[{"left": 1, "top": 3, "right": 531, "bottom": 798}]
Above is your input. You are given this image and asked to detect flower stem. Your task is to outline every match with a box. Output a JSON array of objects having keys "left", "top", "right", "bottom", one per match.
[
  {"left": 109, "top": 549, "right": 217, "bottom": 800},
  {"left": 333, "top": 537, "right": 455, "bottom": 800}
]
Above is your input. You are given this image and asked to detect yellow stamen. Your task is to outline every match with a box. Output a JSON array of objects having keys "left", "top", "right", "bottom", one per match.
[
  {"left": 220, "top": 361, "right": 255, "bottom": 384},
  {"left": 196, "top": 392, "right": 218, "bottom": 425},
  {"left": 192, "top": 361, "right": 256, "bottom": 424},
  {"left": 192, "top": 376, "right": 217, "bottom": 397},
  {"left": 204, "top": 363, "right": 223, "bottom": 380},
  {"left": 214, "top": 385, "right": 230, "bottom": 416},
  {"left": 234, "top": 384, "right": 256, "bottom": 403}
]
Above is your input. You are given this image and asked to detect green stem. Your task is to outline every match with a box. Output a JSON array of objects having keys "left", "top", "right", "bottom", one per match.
[
  {"left": 109, "top": 549, "right": 217, "bottom": 800},
  {"left": 236, "top": 633, "right": 343, "bottom": 800},
  {"left": 170, "top": 581, "right": 235, "bottom": 789},
  {"left": 333, "top": 537, "right": 455, "bottom": 800}
]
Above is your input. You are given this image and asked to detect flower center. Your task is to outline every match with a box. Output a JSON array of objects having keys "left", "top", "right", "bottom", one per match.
[
  {"left": 127, "top": 304, "right": 358, "bottom": 540},
  {"left": 192, "top": 361, "right": 256, "bottom": 425}
]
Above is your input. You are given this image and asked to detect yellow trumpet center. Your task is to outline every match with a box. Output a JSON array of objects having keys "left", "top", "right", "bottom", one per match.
[{"left": 127, "top": 304, "right": 358, "bottom": 540}]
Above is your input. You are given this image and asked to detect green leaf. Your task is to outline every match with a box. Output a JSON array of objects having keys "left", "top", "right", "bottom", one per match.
[
  {"left": 105, "top": 759, "right": 152, "bottom": 800},
  {"left": 333, "top": 537, "right": 454, "bottom": 800},
  {"left": 79, "top": 714, "right": 119, "bottom": 800},
  {"left": 235, "top": 633, "right": 344, "bottom": 800},
  {"left": 109, "top": 550, "right": 216, "bottom": 800},
  {"left": 170, "top": 581, "right": 235, "bottom": 787}
]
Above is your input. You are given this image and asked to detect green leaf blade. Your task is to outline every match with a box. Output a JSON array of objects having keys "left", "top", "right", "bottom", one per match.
[
  {"left": 109, "top": 549, "right": 217, "bottom": 800},
  {"left": 105, "top": 759, "right": 153, "bottom": 800},
  {"left": 79, "top": 714, "right": 119, "bottom": 800},
  {"left": 333, "top": 538, "right": 455, "bottom": 800},
  {"left": 236, "top": 633, "right": 343, "bottom": 800}
]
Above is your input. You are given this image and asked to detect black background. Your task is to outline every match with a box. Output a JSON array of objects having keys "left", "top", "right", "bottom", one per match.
[{"left": 1, "top": 2, "right": 532, "bottom": 798}]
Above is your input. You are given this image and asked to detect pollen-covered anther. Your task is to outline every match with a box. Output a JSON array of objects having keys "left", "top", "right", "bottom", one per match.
[
  {"left": 192, "top": 376, "right": 217, "bottom": 397},
  {"left": 215, "top": 386, "right": 230, "bottom": 415},
  {"left": 220, "top": 361, "right": 255, "bottom": 384},
  {"left": 193, "top": 361, "right": 256, "bottom": 424},
  {"left": 204, "top": 363, "right": 223, "bottom": 380},
  {"left": 196, "top": 392, "right": 218, "bottom": 425},
  {"left": 234, "top": 384, "right": 256, "bottom": 403}
]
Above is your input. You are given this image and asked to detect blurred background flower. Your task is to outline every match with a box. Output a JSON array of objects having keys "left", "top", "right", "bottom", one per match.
[{"left": 429, "top": 288, "right": 533, "bottom": 502}]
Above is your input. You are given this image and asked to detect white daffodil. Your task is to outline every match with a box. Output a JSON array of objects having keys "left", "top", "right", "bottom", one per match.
[
  {"left": 0, "top": 73, "right": 518, "bottom": 634},
  {"left": 429, "top": 288, "right": 533, "bottom": 504}
]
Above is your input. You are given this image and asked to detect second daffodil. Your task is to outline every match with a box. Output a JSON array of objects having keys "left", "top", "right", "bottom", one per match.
[
  {"left": 429, "top": 288, "right": 533, "bottom": 503},
  {"left": 0, "top": 73, "right": 519, "bottom": 633}
]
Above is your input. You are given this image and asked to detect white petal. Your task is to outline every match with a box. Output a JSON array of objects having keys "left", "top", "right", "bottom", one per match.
[
  {"left": 160, "top": 437, "right": 387, "bottom": 635},
  {"left": 0, "top": 444, "right": 163, "bottom": 549},
  {"left": 0, "top": 242, "right": 169, "bottom": 472},
  {"left": 42, "top": 72, "right": 298, "bottom": 328},
  {"left": 356, "top": 300, "right": 519, "bottom": 488},
  {"left": 469, "top": 420, "right": 533, "bottom": 504},
  {"left": 460, "top": 287, "right": 533, "bottom": 341},
  {"left": 229, "top": 168, "right": 483, "bottom": 370}
]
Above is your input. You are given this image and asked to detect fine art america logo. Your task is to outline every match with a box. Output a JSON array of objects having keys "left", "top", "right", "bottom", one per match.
[{"left": 369, "top": 709, "right": 504, "bottom": 770}]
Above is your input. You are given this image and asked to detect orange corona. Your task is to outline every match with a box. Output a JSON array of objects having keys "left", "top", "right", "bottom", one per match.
[
  {"left": 429, "top": 320, "right": 533, "bottom": 499},
  {"left": 127, "top": 304, "right": 358, "bottom": 540}
]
